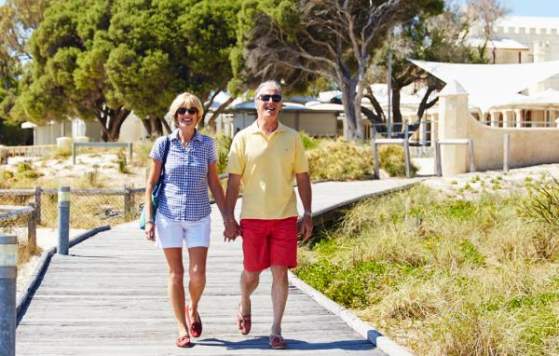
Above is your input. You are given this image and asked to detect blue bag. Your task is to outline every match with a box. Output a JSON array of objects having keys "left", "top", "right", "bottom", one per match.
[{"left": 139, "top": 137, "right": 170, "bottom": 230}]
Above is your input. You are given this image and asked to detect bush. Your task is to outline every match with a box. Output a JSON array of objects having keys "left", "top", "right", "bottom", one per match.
[
  {"left": 299, "top": 131, "right": 319, "bottom": 150},
  {"left": 379, "top": 145, "right": 418, "bottom": 177},
  {"left": 307, "top": 139, "right": 373, "bottom": 181},
  {"left": 214, "top": 134, "right": 232, "bottom": 174},
  {"left": 520, "top": 177, "right": 559, "bottom": 231}
]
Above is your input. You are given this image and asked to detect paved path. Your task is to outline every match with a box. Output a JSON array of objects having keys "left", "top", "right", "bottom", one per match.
[{"left": 16, "top": 179, "right": 415, "bottom": 355}]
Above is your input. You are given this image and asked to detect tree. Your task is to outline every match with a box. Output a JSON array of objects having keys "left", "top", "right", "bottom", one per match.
[
  {"left": 106, "top": 0, "right": 240, "bottom": 136},
  {"left": 13, "top": 0, "right": 131, "bottom": 141},
  {"left": 233, "top": 0, "right": 444, "bottom": 140},
  {"left": 465, "top": 0, "right": 509, "bottom": 62},
  {"left": 365, "top": 2, "right": 485, "bottom": 132},
  {"left": 13, "top": 0, "right": 242, "bottom": 140}
]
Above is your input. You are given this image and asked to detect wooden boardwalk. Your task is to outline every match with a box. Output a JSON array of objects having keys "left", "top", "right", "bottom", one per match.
[{"left": 16, "top": 179, "right": 415, "bottom": 355}]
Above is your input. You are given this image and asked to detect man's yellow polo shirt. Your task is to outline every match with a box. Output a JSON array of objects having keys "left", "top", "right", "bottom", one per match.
[{"left": 227, "top": 121, "right": 309, "bottom": 219}]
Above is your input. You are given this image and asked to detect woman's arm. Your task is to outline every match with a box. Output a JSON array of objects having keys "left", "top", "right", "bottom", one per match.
[
  {"left": 207, "top": 162, "right": 226, "bottom": 218},
  {"left": 144, "top": 158, "right": 162, "bottom": 240}
]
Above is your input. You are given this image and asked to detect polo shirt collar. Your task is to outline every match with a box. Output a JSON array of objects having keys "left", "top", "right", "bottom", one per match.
[
  {"left": 249, "top": 120, "right": 287, "bottom": 135},
  {"left": 170, "top": 129, "right": 203, "bottom": 142}
]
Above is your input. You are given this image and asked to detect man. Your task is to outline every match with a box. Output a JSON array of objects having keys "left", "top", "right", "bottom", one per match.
[{"left": 223, "top": 80, "right": 313, "bottom": 349}]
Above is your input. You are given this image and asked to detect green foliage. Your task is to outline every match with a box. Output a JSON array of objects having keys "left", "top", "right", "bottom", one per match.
[
  {"left": 306, "top": 139, "right": 372, "bottom": 181},
  {"left": 115, "top": 150, "right": 129, "bottom": 174},
  {"left": 214, "top": 134, "right": 232, "bottom": 174},
  {"left": 520, "top": 178, "right": 559, "bottom": 231},
  {"left": 299, "top": 131, "right": 318, "bottom": 150},
  {"left": 378, "top": 145, "right": 418, "bottom": 177}
]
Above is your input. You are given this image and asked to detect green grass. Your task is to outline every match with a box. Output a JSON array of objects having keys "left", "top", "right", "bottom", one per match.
[{"left": 295, "top": 185, "right": 559, "bottom": 355}]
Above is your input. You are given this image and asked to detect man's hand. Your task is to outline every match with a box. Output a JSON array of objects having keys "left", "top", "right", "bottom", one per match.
[
  {"left": 297, "top": 214, "right": 313, "bottom": 242},
  {"left": 224, "top": 219, "right": 240, "bottom": 242}
]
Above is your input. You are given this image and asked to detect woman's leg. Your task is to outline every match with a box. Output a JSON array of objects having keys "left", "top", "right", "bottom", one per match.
[
  {"left": 187, "top": 247, "right": 208, "bottom": 321},
  {"left": 162, "top": 248, "right": 188, "bottom": 337}
]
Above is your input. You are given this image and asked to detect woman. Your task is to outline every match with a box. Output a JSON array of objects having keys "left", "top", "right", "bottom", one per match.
[{"left": 144, "top": 92, "right": 226, "bottom": 348}]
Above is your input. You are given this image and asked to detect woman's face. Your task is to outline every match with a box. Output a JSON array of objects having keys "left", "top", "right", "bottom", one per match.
[{"left": 175, "top": 106, "right": 199, "bottom": 129}]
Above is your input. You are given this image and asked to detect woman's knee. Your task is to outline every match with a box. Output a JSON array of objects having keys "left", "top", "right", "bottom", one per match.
[
  {"left": 168, "top": 268, "right": 184, "bottom": 285},
  {"left": 189, "top": 269, "right": 206, "bottom": 287}
]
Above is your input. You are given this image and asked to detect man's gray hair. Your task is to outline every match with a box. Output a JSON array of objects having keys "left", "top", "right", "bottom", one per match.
[{"left": 254, "top": 80, "right": 282, "bottom": 103}]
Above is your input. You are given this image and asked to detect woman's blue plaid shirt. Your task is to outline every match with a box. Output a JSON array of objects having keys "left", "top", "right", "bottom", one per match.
[{"left": 150, "top": 130, "right": 216, "bottom": 221}]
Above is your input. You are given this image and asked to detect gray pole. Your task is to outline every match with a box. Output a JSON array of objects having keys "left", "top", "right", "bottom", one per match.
[
  {"left": 58, "top": 186, "right": 70, "bottom": 255},
  {"left": 387, "top": 49, "right": 392, "bottom": 139},
  {"left": 0, "top": 235, "right": 17, "bottom": 356}
]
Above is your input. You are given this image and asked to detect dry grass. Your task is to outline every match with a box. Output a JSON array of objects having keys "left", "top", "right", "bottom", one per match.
[
  {"left": 296, "top": 184, "right": 559, "bottom": 355},
  {"left": 307, "top": 139, "right": 373, "bottom": 181}
]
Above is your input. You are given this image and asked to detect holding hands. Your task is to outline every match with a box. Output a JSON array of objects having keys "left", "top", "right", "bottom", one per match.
[{"left": 224, "top": 218, "right": 240, "bottom": 241}]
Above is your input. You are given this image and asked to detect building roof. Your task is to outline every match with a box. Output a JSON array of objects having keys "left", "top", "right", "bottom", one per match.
[
  {"left": 467, "top": 38, "right": 529, "bottom": 50},
  {"left": 497, "top": 16, "right": 559, "bottom": 31},
  {"left": 411, "top": 59, "right": 559, "bottom": 112}
]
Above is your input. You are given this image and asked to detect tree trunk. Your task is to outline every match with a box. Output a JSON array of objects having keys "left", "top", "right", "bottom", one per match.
[
  {"left": 391, "top": 85, "right": 403, "bottom": 132},
  {"left": 106, "top": 107, "right": 130, "bottom": 142},
  {"left": 340, "top": 79, "right": 363, "bottom": 140}
]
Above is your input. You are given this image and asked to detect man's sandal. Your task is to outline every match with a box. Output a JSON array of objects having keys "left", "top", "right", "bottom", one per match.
[
  {"left": 236, "top": 311, "right": 252, "bottom": 335},
  {"left": 185, "top": 305, "right": 203, "bottom": 338},
  {"left": 269, "top": 334, "right": 287, "bottom": 349},
  {"left": 176, "top": 334, "right": 191, "bottom": 348}
]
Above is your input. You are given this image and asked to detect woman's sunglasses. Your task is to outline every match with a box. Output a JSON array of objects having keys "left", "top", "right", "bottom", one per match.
[
  {"left": 258, "top": 94, "right": 282, "bottom": 102},
  {"left": 176, "top": 107, "right": 198, "bottom": 115}
]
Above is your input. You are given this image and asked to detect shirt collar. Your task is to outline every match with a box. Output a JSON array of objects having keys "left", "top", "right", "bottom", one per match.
[
  {"left": 170, "top": 129, "right": 203, "bottom": 142},
  {"left": 248, "top": 120, "right": 287, "bottom": 135}
]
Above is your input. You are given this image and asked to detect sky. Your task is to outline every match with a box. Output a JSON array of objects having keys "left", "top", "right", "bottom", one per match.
[{"left": 456, "top": 0, "right": 559, "bottom": 17}]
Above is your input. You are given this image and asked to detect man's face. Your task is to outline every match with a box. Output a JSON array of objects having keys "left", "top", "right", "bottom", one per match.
[{"left": 256, "top": 86, "right": 282, "bottom": 121}]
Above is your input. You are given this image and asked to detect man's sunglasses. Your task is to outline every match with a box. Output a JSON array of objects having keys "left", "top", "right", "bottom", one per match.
[
  {"left": 258, "top": 94, "right": 282, "bottom": 103},
  {"left": 176, "top": 107, "right": 198, "bottom": 115}
]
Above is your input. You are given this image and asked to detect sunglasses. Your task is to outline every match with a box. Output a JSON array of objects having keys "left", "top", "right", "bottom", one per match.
[
  {"left": 258, "top": 94, "right": 282, "bottom": 102},
  {"left": 176, "top": 107, "right": 198, "bottom": 115}
]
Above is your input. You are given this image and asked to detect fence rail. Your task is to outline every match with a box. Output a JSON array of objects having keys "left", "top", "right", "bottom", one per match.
[
  {"left": 0, "top": 145, "right": 56, "bottom": 163},
  {"left": 0, "top": 204, "right": 37, "bottom": 252}
]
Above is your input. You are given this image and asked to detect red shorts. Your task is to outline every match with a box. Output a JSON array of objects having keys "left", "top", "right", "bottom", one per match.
[{"left": 240, "top": 217, "right": 298, "bottom": 272}]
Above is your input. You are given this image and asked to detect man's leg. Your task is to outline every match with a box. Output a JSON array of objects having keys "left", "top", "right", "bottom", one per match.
[
  {"left": 270, "top": 265, "right": 288, "bottom": 336},
  {"left": 240, "top": 269, "right": 260, "bottom": 316}
]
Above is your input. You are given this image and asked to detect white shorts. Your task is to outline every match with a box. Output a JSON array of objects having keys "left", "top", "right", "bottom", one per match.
[{"left": 154, "top": 213, "right": 211, "bottom": 249}]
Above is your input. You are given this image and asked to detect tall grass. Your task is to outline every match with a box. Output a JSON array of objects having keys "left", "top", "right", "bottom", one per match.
[
  {"left": 296, "top": 185, "right": 559, "bottom": 355},
  {"left": 307, "top": 139, "right": 373, "bottom": 181}
]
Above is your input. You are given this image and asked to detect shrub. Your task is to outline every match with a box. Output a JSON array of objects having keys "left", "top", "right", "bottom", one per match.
[
  {"left": 306, "top": 139, "right": 373, "bottom": 181},
  {"left": 378, "top": 145, "right": 418, "bottom": 177},
  {"left": 520, "top": 178, "right": 559, "bottom": 231},
  {"left": 299, "top": 131, "right": 319, "bottom": 150},
  {"left": 214, "top": 134, "right": 232, "bottom": 174},
  {"left": 116, "top": 150, "right": 130, "bottom": 174}
]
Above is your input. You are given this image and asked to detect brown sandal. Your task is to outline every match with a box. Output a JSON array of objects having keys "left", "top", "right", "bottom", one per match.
[
  {"left": 236, "top": 311, "right": 251, "bottom": 335},
  {"left": 269, "top": 334, "right": 287, "bottom": 349}
]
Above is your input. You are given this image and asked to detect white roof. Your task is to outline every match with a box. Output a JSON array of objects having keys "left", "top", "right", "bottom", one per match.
[
  {"left": 490, "top": 89, "right": 559, "bottom": 110},
  {"left": 411, "top": 59, "right": 559, "bottom": 111},
  {"left": 467, "top": 38, "right": 529, "bottom": 50}
]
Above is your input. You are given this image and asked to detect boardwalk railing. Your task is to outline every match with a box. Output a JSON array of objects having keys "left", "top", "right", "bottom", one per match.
[{"left": 0, "top": 205, "right": 37, "bottom": 253}]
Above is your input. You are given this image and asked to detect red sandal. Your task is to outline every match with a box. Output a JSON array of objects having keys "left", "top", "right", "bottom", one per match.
[
  {"left": 269, "top": 334, "right": 286, "bottom": 349},
  {"left": 185, "top": 305, "right": 203, "bottom": 338},
  {"left": 176, "top": 334, "right": 191, "bottom": 348},
  {"left": 236, "top": 310, "right": 251, "bottom": 335}
]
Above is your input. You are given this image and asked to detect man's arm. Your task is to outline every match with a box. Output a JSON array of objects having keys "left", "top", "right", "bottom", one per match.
[
  {"left": 223, "top": 173, "right": 242, "bottom": 241},
  {"left": 295, "top": 172, "right": 313, "bottom": 241}
]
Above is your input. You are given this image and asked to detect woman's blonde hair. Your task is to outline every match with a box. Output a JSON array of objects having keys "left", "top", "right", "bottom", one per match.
[{"left": 168, "top": 92, "right": 204, "bottom": 127}]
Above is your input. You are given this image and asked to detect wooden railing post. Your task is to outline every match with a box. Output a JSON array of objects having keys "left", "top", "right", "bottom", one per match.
[
  {"left": 0, "top": 234, "right": 17, "bottom": 356},
  {"left": 34, "top": 187, "right": 42, "bottom": 225},
  {"left": 124, "top": 185, "right": 132, "bottom": 219},
  {"left": 27, "top": 203, "right": 37, "bottom": 252}
]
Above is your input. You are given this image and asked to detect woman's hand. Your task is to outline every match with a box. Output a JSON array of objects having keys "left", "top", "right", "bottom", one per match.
[{"left": 145, "top": 222, "right": 155, "bottom": 241}]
